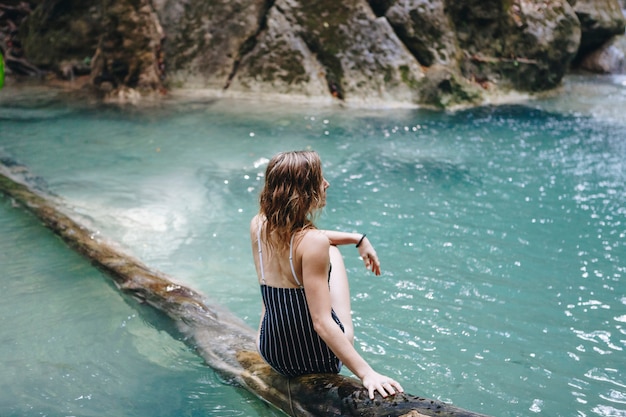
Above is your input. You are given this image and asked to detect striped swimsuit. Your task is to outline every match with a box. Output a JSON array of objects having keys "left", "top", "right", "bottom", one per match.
[{"left": 257, "top": 227, "right": 344, "bottom": 377}]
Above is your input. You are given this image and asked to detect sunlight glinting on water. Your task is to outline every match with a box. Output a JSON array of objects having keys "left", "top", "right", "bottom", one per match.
[{"left": 0, "top": 75, "right": 625, "bottom": 416}]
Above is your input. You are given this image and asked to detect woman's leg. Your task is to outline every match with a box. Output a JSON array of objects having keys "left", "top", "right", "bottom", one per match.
[{"left": 328, "top": 245, "right": 354, "bottom": 344}]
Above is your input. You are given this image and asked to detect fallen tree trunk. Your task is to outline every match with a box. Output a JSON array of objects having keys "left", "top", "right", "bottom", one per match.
[{"left": 0, "top": 158, "right": 491, "bottom": 417}]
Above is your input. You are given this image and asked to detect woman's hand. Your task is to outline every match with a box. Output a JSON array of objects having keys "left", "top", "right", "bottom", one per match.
[
  {"left": 361, "top": 370, "right": 404, "bottom": 399},
  {"left": 356, "top": 236, "right": 381, "bottom": 275},
  {"left": 318, "top": 231, "right": 381, "bottom": 275}
]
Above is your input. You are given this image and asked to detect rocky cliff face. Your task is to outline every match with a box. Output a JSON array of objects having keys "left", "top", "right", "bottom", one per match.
[
  {"left": 1, "top": 0, "right": 625, "bottom": 107},
  {"left": 575, "top": 0, "right": 626, "bottom": 73}
]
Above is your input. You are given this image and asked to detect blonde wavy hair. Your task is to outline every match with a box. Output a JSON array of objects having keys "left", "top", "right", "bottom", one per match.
[{"left": 259, "top": 150, "right": 325, "bottom": 249}]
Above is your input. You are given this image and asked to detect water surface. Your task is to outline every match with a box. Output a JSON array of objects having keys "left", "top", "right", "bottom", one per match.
[{"left": 1, "top": 76, "right": 625, "bottom": 416}]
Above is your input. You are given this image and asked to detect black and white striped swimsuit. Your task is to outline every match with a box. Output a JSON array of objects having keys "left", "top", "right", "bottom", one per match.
[{"left": 257, "top": 226, "right": 344, "bottom": 377}]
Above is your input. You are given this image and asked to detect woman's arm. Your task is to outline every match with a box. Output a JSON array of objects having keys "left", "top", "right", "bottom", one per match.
[
  {"left": 320, "top": 230, "right": 381, "bottom": 275},
  {"left": 320, "top": 230, "right": 363, "bottom": 246},
  {"left": 300, "top": 231, "right": 403, "bottom": 399}
]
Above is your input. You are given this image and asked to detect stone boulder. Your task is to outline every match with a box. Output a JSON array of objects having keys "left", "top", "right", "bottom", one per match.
[
  {"left": 572, "top": 0, "right": 626, "bottom": 74},
  {"left": 222, "top": 3, "right": 331, "bottom": 100},
  {"left": 154, "top": 0, "right": 269, "bottom": 90},
  {"left": 227, "top": 0, "right": 427, "bottom": 106},
  {"left": 370, "top": 0, "right": 461, "bottom": 69},
  {"left": 579, "top": 35, "right": 626, "bottom": 73},
  {"left": 160, "top": 0, "right": 579, "bottom": 106},
  {"left": 445, "top": 0, "right": 581, "bottom": 92},
  {"left": 573, "top": 0, "right": 625, "bottom": 58},
  {"left": 19, "top": 0, "right": 101, "bottom": 77},
  {"left": 90, "top": 0, "right": 165, "bottom": 98},
  {"left": 10, "top": 0, "right": 624, "bottom": 107},
  {"left": 369, "top": 0, "right": 485, "bottom": 108},
  {"left": 15, "top": 0, "right": 165, "bottom": 98}
]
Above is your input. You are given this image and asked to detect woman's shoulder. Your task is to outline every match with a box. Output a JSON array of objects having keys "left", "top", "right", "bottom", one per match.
[
  {"left": 250, "top": 214, "right": 263, "bottom": 232},
  {"left": 297, "top": 229, "right": 330, "bottom": 269},
  {"left": 299, "top": 229, "right": 330, "bottom": 251}
]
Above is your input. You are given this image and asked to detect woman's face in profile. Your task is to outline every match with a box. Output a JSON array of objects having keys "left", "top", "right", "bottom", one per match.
[{"left": 320, "top": 176, "right": 330, "bottom": 207}]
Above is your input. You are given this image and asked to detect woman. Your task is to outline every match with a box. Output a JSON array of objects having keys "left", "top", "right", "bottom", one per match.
[{"left": 250, "top": 150, "right": 404, "bottom": 400}]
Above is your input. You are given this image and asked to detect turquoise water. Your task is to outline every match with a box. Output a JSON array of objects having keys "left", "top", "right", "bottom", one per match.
[{"left": 0, "top": 76, "right": 625, "bottom": 416}]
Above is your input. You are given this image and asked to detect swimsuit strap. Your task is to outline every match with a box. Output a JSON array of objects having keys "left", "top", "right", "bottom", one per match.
[
  {"left": 257, "top": 220, "right": 303, "bottom": 288},
  {"left": 257, "top": 221, "right": 266, "bottom": 284},
  {"left": 289, "top": 234, "right": 303, "bottom": 288}
]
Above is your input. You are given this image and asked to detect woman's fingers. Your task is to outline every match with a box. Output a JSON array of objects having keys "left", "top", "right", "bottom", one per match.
[
  {"left": 356, "top": 238, "right": 382, "bottom": 275},
  {"left": 370, "top": 382, "right": 398, "bottom": 399},
  {"left": 367, "top": 377, "right": 404, "bottom": 399},
  {"left": 372, "top": 257, "right": 381, "bottom": 275},
  {"left": 363, "top": 253, "right": 381, "bottom": 275},
  {"left": 390, "top": 380, "right": 404, "bottom": 393},
  {"left": 368, "top": 385, "right": 375, "bottom": 399},
  {"left": 378, "top": 384, "right": 394, "bottom": 398}
]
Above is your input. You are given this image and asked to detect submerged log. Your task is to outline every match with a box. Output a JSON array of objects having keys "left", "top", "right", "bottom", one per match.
[{"left": 0, "top": 159, "right": 491, "bottom": 417}]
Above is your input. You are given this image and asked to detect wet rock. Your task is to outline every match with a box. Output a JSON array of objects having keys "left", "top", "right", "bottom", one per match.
[
  {"left": 13, "top": 0, "right": 166, "bottom": 97},
  {"left": 573, "top": 0, "right": 626, "bottom": 58},
  {"left": 579, "top": 35, "right": 626, "bottom": 73},
  {"left": 153, "top": 0, "right": 269, "bottom": 90},
  {"left": 91, "top": 0, "right": 165, "bottom": 96},
  {"left": 8, "top": 0, "right": 625, "bottom": 107},
  {"left": 377, "top": 0, "right": 460, "bottom": 69},
  {"left": 230, "top": 0, "right": 425, "bottom": 106},
  {"left": 446, "top": 0, "right": 581, "bottom": 92},
  {"left": 416, "top": 64, "right": 482, "bottom": 109},
  {"left": 369, "top": 1, "right": 485, "bottom": 106},
  {"left": 18, "top": 0, "right": 101, "bottom": 75},
  {"left": 0, "top": 1, "right": 42, "bottom": 76},
  {"left": 225, "top": 4, "right": 331, "bottom": 100}
]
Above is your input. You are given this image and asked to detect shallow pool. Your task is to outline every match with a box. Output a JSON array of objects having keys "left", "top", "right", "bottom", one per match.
[{"left": 1, "top": 76, "right": 625, "bottom": 416}]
